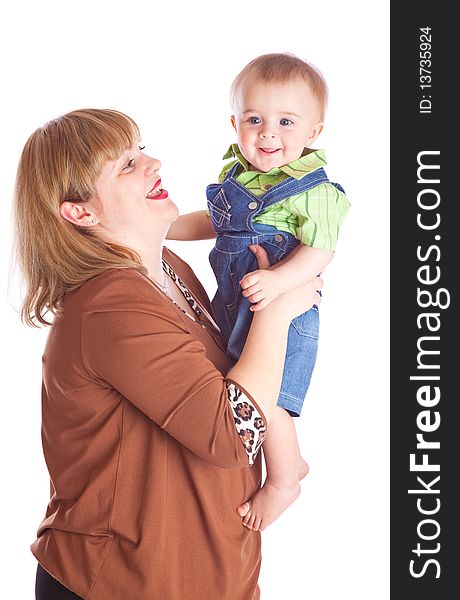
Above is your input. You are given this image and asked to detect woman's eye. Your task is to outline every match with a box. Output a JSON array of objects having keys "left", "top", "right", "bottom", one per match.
[
  {"left": 123, "top": 158, "right": 135, "bottom": 171},
  {"left": 249, "top": 116, "right": 261, "bottom": 125},
  {"left": 280, "top": 118, "right": 293, "bottom": 126},
  {"left": 139, "top": 145, "right": 146, "bottom": 151}
]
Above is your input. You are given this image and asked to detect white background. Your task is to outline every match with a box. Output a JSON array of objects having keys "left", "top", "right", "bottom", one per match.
[{"left": 0, "top": 1, "right": 389, "bottom": 598}]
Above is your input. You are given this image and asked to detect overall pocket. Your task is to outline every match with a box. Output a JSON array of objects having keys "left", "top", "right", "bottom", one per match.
[
  {"left": 207, "top": 189, "right": 232, "bottom": 229},
  {"left": 291, "top": 306, "right": 320, "bottom": 338}
]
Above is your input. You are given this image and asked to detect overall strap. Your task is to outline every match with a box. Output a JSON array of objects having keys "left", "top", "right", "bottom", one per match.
[
  {"left": 260, "top": 167, "right": 331, "bottom": 210},
  {"left": 223, "top": 162, "right": 241, "bottom": 181},
  {"left": 331, "top": 181, "right": 346, "bottom": 194}
]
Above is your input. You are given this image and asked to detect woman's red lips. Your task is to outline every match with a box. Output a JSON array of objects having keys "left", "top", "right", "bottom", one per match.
[
  {"left": 146, "top": 179, "right": 168, "bottom": 199},
  {"left": 147, "top": 179, "right": 161, "bottom": 195},
  {"left": 151, "top": 189, "right": 169, "bottom": 200}
]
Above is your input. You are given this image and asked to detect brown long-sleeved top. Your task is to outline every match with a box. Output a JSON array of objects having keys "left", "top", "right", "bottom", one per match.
[{"left": 31, "top": 248, "right": 267, "bottom": 599}]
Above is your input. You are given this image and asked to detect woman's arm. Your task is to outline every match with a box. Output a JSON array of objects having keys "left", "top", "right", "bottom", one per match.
[
  {"left": 227, "top": 245, "right": 323, "bottom": 421},
  {"left": 81, "top": 281, "right": 254, "bottom": 469},
  {"left": 166, "top": 210, "right": 216, "bottom": 240},
  {"left": 81, "top": 261, "right": 320, "bottom": 468}
]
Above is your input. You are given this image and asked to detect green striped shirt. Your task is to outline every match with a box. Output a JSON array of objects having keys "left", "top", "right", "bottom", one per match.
[{"left": 216, "top": 144, "right": 350, "bottom": 250}]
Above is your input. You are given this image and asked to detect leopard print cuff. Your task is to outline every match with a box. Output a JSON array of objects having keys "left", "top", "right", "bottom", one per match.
[{"left": 226, "top": 381, "right": 267, "bottom": 466}]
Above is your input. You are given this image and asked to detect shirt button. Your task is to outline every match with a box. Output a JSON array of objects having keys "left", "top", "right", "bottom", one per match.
[
  {"left": 248, "top": 201, "right": 258, "bottom": 210},
  {"left": 264, "top": 184, "right": 273, "bottom": 190},
  {"left": 275, "top": 234, "right": 284, "bottom": 242}
]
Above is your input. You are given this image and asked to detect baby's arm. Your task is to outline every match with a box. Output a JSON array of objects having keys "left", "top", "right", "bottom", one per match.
[
  {"left": 241, "top": 244, "right": 333, "bottom": 311},
  {"left": 167, "top": 210, "right": 216, "bottom": 241}
]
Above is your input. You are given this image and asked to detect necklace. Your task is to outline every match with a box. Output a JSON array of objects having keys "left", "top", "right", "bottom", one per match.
[
  {"left": 152, "top": 270, "right": 198, "bottom": 323},
  {"left": 152, "top": 271, "right": 169, "bottom": 295}
]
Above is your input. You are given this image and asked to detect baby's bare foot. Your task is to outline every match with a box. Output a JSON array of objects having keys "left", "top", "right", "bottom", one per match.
[
  {"left": 237, "top": 480, "right": 301, "bottom": 532},
  {"left": 297, "top": 457, "right": 309, "bottom": 481}
]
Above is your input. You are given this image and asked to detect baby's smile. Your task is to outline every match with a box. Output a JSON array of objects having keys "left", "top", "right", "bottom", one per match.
[{"left": 258, "top": 147, "right": 281, "bottom": 153}]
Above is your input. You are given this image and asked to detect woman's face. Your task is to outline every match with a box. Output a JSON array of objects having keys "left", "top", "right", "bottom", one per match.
[{"left": 92, "top": 144, "right": 179, "bottom": 245}]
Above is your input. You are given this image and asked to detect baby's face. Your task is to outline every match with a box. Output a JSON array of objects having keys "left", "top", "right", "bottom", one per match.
[{"left": 232, "top": 77, "right": 323, "bottom": 173}]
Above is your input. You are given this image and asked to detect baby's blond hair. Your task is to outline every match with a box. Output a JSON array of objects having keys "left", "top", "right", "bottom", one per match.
[{"left": 230, "top": 53, "right": 328, "bottom": 121}]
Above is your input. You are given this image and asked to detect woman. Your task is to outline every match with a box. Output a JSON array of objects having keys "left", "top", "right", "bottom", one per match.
[{"left": 14, "top": 109, "right": 322, "bottom": 599}]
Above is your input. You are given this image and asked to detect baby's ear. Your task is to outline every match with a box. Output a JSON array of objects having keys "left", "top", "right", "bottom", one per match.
[
  {"left": 306, "top": 122, "right": 324, "bottom": 146},
  {"left": 230, "top": 115, "right": 237, "bottom": 131}
]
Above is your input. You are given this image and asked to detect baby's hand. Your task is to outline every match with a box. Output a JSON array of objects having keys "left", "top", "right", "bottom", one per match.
[{"left": 240, "top": 268, "right": 284, "bottom": 312}]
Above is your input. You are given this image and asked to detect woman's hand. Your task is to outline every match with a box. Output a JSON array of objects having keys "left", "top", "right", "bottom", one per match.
[
  {"left": 246, "top": 244, "right": 323, "bottom": 317},
  {"left": 240, "top": 247, "right": 284, "bottom": 311}
]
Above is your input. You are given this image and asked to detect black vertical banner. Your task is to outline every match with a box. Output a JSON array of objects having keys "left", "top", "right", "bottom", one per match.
[{"left": 391, "top": 3, "right": 458, "bottom": 598}]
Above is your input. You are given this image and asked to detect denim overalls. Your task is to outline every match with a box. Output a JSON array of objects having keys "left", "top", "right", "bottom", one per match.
[{"left": 207, "top": 163, "right": 344, "bottom": 416}]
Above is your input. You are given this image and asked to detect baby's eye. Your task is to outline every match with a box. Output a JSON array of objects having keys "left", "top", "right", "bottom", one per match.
[
  {"left": 280, "top": 118, "right": 293, "bottom": 126},
  {"left": 139, "top": 145, "right": 146, "bottom": 151},
  {"left": 249, "top": 116, "right": 261, "bottom": 125}
]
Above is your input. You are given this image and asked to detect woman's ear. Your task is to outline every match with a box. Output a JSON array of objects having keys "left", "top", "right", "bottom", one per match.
[
  {"left": 59, "top": 202, "right": 98, "bottom": 228},
  {"left": 230, "top": 115, "right": 237, "bottom": 131},
  {"left": 305, "top": 122, "right": 324, "bottom": 147}
]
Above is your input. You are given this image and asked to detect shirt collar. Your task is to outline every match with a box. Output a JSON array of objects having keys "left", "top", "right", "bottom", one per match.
[{"left": 222, "top": 143, "right": 327, "bottom": 180}]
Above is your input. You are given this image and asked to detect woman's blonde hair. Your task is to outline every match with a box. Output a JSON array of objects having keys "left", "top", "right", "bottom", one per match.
[{"left": 14, "top": 108, "right": 147, "bottom": 327}]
